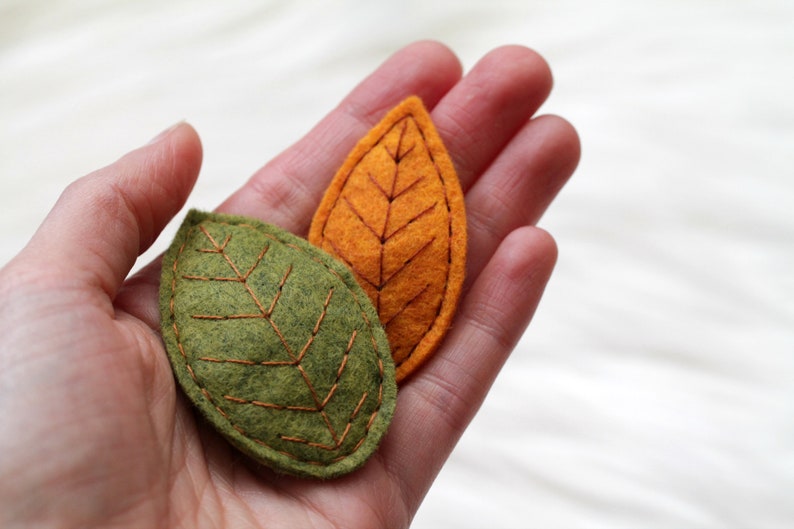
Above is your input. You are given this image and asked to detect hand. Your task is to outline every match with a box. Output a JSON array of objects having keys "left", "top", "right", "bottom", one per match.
[{"left": 0, "top": 41, "right": 579, "bottom": 528}]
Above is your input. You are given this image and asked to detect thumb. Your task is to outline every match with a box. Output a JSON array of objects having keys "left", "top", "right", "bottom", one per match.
[{"left": 19, "top": 122, "right": 202, "bottom": 299}]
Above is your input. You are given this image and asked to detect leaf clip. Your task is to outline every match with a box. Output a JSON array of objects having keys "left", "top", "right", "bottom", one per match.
[
  {"left": 159, "top": 210, "right": 397, "bottom": 479},
  {"left": 309, "top": 96, "right": 467, "bottom": 383}
]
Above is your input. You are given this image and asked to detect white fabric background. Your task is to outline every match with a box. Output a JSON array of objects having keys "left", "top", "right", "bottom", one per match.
[{"left": 1, "top": 1, "right": 792, "bottom": 527}]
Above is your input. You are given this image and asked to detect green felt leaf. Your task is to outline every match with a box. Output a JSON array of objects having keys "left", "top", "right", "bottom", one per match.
[{"left": 159, "top": 210, "right": 396, "bottom": 479}]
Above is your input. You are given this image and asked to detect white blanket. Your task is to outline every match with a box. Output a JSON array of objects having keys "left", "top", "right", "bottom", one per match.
[{"left": 2, "top": 1, "right": 792, "bottom": 527}]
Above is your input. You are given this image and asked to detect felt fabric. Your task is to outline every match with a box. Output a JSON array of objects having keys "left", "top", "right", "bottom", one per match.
[
  {"left": 159, "top": 210, "right": 397, "bottom": 479},
  {"left": 309, "top": 96, "right": 467, "bottom": 383}
]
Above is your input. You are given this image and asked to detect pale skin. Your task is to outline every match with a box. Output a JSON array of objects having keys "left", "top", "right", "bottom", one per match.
[{"left": 0, "top": 41, "right": 580, "bottom": 528}]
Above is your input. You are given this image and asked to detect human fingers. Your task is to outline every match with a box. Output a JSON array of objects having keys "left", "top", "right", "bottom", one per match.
[
  {"left": 13, "top": 124, "right": 202, "bottom": 301},
  {"left": 379, "top": 113, "right": 578, "bottom": 499},
  {"left": 376, "top": 226, "right": 558, "bottom": 509},
  {"left": 465, "top": 114, "right": 580, "bottom": 282},
  {"left": 219, "top": 40, "right": 463, "bottom": 235},
  {"left": 119, "top": 41, "right": 463, "bottom": 329},
  {"left": 431, "top": 45, "right": 554, "bottom": 191},
  {"left": 220, "top": 44, "right": 554, "bottom": 238}
]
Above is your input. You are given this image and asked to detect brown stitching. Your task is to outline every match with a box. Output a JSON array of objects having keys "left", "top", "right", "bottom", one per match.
[
  {"left": 266, "top": 265, "right": 291, "bottom": 317},
  {"left": 368, "top": 171, "right": 426, "bottom": 203},
  {"left": 182, "top": 275, "right": 239, "bottom": 282},
  {"left": 223, "top": 395, "right": 317, "bottom": 412},
  {"left": 383, "top": 283, "right": 431, "bottom": 327},
  {"left": 382, "top": 237, "right": 436, "bottom": 285},
  {"left": 277, "top": 391, "right": 368, "bottom": 451},
  {"left": 324, "top": 237, "right": 379, "bottom": 290},
  {"left": 342, "top": 194, "right": 436, "bottom": 244},
  {"left": 385, "top": 201, "right": 437, "bottom": 240},
  {"left": 197, "top": 233, "right": 231, "bottom": 253},
  {"left": 384, "top": 120, "right": 415, "bottom": 163},
  {"left": 199, "top": 356, "right": 295, "bottom": 367},
  {"left": 367, "top": 171, "right": 389, "bottom": 198},
  {"left": 170, "top": 221, "right": 384, "bottom": 466},
  {"left": 320, "top": 329, "right": 356, "bottom": 408},
  {"left": 192, "top": 314, "right": 263, "bottom": 320},
  {"left": 343, "top": 196, "right": 380, "bottom": 240},
  {"left": 350, "top": 390, "right": 368, "bottom": 420}
]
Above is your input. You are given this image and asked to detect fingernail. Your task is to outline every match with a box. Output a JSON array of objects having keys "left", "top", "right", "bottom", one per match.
[{"left": 147, "top": 121, "right": 185, "bottom": 145}]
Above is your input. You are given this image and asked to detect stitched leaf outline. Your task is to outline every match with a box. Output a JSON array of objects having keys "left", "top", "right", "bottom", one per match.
[
  {"left": 309, "top": 96, "right": 467, "bottom": 382},
  {"left": 160, "top": 210, "right": 396, "bottom": 479}
]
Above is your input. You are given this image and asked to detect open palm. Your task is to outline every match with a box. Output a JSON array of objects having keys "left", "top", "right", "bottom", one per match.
[{"left": 0, "top": 42, "right": 579, "bottom": 529}]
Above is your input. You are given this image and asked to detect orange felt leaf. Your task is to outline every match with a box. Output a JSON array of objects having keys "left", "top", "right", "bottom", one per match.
[{"left": 309, "top": 96, "right": 467, "bottom": 383}]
